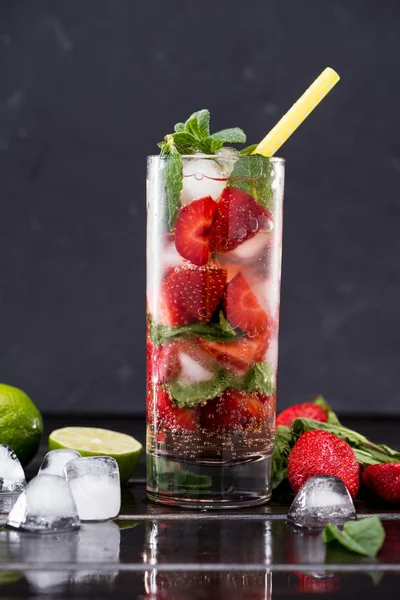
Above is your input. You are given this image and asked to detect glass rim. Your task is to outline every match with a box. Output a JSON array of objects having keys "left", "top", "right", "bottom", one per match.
[{"left": 147, "top": 153, "right": 285, "bottom": 163}]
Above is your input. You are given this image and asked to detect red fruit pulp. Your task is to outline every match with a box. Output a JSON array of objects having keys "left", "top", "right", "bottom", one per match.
[
  {"left": 175, "top": 196, "right": 217, "bottom": 266},
  {"left": 223, "top": 272, "right": 270, "bottom": 335}
]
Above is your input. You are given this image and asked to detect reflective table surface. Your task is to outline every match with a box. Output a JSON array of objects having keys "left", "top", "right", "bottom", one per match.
[{"left": 0, "top": 416, "right": 398, "bottom": 599}]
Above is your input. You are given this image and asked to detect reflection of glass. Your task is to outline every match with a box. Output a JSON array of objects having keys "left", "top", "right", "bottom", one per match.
[
  {"left": 143, "top": 519, "right": 272, "bottom": 599},
  {"left": 147, "top": 155, "right": 284, "bottom": 508}
]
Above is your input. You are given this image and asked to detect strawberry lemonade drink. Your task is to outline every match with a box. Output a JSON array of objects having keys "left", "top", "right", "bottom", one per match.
[{"left": 146, "top": 110, "right": 285, "bottom": 507}]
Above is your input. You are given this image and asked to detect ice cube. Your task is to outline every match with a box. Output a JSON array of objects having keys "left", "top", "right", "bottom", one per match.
[
  {"left": 181, "top": 158, "right": 226, "bottom": 205},
  {"left": 8, "top": 528, "right": 78, "bottom": 592},
  {"left": 73, "top": 521, "right": 121, "bottom": 585},
  {"left": 0, "top": 444, "right": 25, "bottom": 493},
  {"left": 6, "top": 474, "right": 80, "bottom": 533},
  {"left": 65, "top": 457, "right": 121, "bottom": 521},
  {"left": 178, "top": 352, "right": 214, "bottom": 384},
  {"left": 288, "top": 475, "right": 356, "bottom": 529},
  {"left": 38, "top": 449, "right": 81, "bottom": 477}
]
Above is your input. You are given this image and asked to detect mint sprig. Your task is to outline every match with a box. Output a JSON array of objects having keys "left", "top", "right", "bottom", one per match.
[
  {"left": 158, "top": 110, "right": 247, "bottom": 230},
  {"left": 150, "top": 311, "right": 241, "bottom": 346},
  {"left": 168, "top": 361, "right": 275, "bottom": 408},
  {"left": 322, "top": 516, "right": 385, "bottom": 557},
  {"left": 228, "top": 154, "right": 274, "bottom": 211}
]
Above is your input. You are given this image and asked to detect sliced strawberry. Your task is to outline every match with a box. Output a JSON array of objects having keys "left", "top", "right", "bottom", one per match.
[
  {"left": 174, "top": 196, "right": 217, "bottom": 266},
  {"left": 158, "top": 265, "right": 227, "bottom": 326},
  {"left": 154, "top": 388, "right": 198, "bottom": 432},
  {"left": 200, "top": 389, "right": 267, "bottom": 432},
  {"left": 199, "top": 333, "right": 269, "bottom": 375},
  {"left": 223, "top": 272, "right": 270, "bottom": 335},
  {"left": 209, "top": 187, "right": 273, "bottom": 253}
]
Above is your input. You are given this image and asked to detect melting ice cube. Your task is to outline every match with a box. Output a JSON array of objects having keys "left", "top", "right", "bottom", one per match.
[
  {"left": 65, "top": 457, "right": 121, "bottom": 521},
  {"left": 6, "top": 474, "right": 80, "bottom": 533},
  {"left": 38, "top": 449, "right": 81, "bottom": 477},
  {"left": 0, "top": 445, "right": 26, "bottom": 493},
  {"left": 288, "top": 475, "right": 356, "bottom": 529},
  {"left": 180, "top": 158, "right": 226, "bottom": 205}
]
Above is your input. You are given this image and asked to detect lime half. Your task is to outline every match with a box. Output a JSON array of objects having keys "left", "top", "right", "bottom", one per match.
[{"left": 48, "top": 427, "right": 143, "bottom": 484}]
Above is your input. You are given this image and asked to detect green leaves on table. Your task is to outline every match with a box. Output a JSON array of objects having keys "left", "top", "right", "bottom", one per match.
[{"left": 322, "top": 516, "right": 385, "bottom": 557}]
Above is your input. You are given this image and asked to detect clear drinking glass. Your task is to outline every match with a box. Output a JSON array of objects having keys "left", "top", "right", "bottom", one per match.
[{"left": 146, "top": 153, "right": 284, "bottom": 507}]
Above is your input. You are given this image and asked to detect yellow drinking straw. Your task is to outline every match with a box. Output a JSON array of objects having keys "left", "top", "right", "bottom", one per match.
[{"left": 252, "top": 67, "right": 340, "bottom": 157}]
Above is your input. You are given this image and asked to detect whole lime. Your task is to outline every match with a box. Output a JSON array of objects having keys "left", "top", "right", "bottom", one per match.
[{"left": 0, "top": 384, "right": 43, "bottom": 465}]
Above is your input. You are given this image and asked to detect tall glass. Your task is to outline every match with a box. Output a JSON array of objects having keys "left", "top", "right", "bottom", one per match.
[{"left": 146, "top": 153, "right": 284, "bottom": 508}]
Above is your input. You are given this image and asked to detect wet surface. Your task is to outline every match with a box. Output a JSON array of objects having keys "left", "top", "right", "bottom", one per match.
[{"left": 0, "top": 417, "right": 398, "bottom": 598}]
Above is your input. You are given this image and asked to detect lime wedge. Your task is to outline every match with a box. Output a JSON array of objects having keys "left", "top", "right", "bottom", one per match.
[{"left": 48, "top": 427, "right": 143, "bottom": 484}]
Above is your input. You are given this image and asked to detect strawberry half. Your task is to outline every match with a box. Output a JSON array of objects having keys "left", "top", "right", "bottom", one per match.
[
  {"left": 159, "top": 265, "right": 227, "bottom": 326},
  {"left": 199, "top": 333, "right": 269, "bottom": 375},
  {"left": 174, "top": 196, "right": 217, "bottom": 266},
  {"left": 209, "top": 187, "right": 273, "bottom": 253},
  {"left": 287, "top": 430, "right": 360, "bottom": 500},
  {"left": 223, "top": 272, "right": 270, "bottom": 335},
  {"left": 362, "top": 463, "right": 400, "bottom": 505},
  {"left": 200, "top": 389, "right": 269, "bottom": 432},
  {"left": 154, "top": 388, "right": 198, "bottom": 432},
  {"left": 276, "top": 402, "right": 328, "bottom": 429}
]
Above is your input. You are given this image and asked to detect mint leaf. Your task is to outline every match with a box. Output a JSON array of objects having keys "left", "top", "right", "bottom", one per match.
[
  {"left": 313, "top": 395, "right": 341, "bottom": 426},
  {"left": 184, "top": 109, "right": 210, "bottom": 139},
  {"left": 231, "top": 361, "right": 276, "bottom": 396},
  {"left": 174, "top": 122, "right": 185, "bottom": 133},
  {"left": 164, "top": 147, "right": 183, "bottom": 230},
  {"left": 168, "top": 370, "right": 228, "bottom": 408},
  {"left": 149, "top": 312, "right": 242, "bottom": 346},
  {"left": 322, "top": 517, "right": 385, "bottom": 557},
  {"left": 209, "top": 128, "right": 246, "bottom": 144},
  {"left": 240, "top": 143, "right": 258, "bottom": 155},
  {"left": 171, "top": 132, "right": 209, "bottom": 154},
  {"left": 272, "top": 425, "right": 292, "bottom": 489},
  {"left": 228, "top": 155, "right": 274, "bottom": 211}
]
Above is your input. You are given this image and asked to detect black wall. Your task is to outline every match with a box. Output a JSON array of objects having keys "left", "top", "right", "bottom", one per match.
[{"left": 1, "top": 0, "right": 399, "bottom": 414}]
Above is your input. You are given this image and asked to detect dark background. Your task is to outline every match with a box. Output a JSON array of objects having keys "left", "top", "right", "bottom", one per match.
[{"left": 0, "top": 0, "right": 399, "bottom": 415}]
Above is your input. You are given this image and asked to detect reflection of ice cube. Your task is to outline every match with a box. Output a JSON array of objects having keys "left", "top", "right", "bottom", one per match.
[
  {"left": 181, "top": 158, "right": 226, "bottom": 205},
  {"left": 0, "top": 445, "right": 25, "bottom": 493},
  {"left": 39, "top": 449, "right": 81, "bottom": 477},
  {"left": 288, "top": 475, "right": 356, "bottom": 529},
  {"left": 8, "top": 528, "right": 77, "bottom": 592},
  {"left": 6, "top": 474, "right": 80, "bottom": 533},
  {"left": 65, "top": 457, "right": 121, "bottom": 521},
  {"left": 73, "top": 521, "right": 121, "bottom": 585}
]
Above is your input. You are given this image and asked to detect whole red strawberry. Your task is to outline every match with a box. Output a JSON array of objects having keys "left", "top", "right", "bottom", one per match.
[
  {"left": 287, "top": 430, "right": 360, "bottom": 500},
  {"left": 276, "top": 402, "right": 327, "bottom": 428},
  {"left": 362, "top": 463, "right": 400, "bottom": 505}
]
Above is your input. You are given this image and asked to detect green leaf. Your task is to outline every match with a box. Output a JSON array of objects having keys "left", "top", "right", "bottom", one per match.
[
  {"left": 231, "top": 361, "right": 276, "bottom": 396},
  {"left": 185, "top": 109, "right": 210, "bottom": 139},
  {"left": 322, "top": 517, "right": 385, "bottom": 557},
  {"left": 272, "top": 425, "right": 292, "bottom": 489},
  {"left": 240, "top": 143, "right": 258, "bottom": 155},
  {"left": 168, "top": 369, "right": 228, "bottom": 408},
  {"left": 313, "top": 395, "right": 341, "bottom": 426},
  {"left": 174, "top": 122, "right": 185, "bottom": 133},
  {"left": 164, "top": 148, "right": 183, "bottom": 231},
  {"left": 209, "top": 128, "right": 247, "bottom": 144},
  {"left": 172, "top": 132, "right": 210, "bottom": 154},
  {"left": 149, "top": 312, "right": 242, "bottom": 346},
  {"left": 227, "top": 154, "right": 274, "bottom": 211}
]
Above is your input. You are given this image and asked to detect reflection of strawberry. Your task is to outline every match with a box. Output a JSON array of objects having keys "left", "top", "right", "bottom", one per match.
[
  {"left": 199, "top": 333, "right": 269, "bottom": 375},
  {"left": 149, "top": 342, "right": 181, "bottom": 384},
  {"left": 276, "top": 403, "right": 328, "bottom": 428},
  {"left": 155, "top": 388, "right": 198, "bottom": 432},
  {"left": 175, "top": 196, "right": 217, "bottom": 266},
  {"left": 159, "top": 266, "right": 226, "bottom": 326},
  {"left": 362, "top": 463, "right": 400, "bottom": 504},
  {"left": 210, "top": 187, "right": 273, "bottom": 253},
  {"left": 287, "top": 430, "right": 360, "bottom": 499},
  {"left": 295, "top": 573, "right": 340, "bottom": 593},
  {"left": 200, "top": 389, "right": 270, "bottom": 432},
  {"left": 223, "top": 272, "right": 270, "bottom": 335}
]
